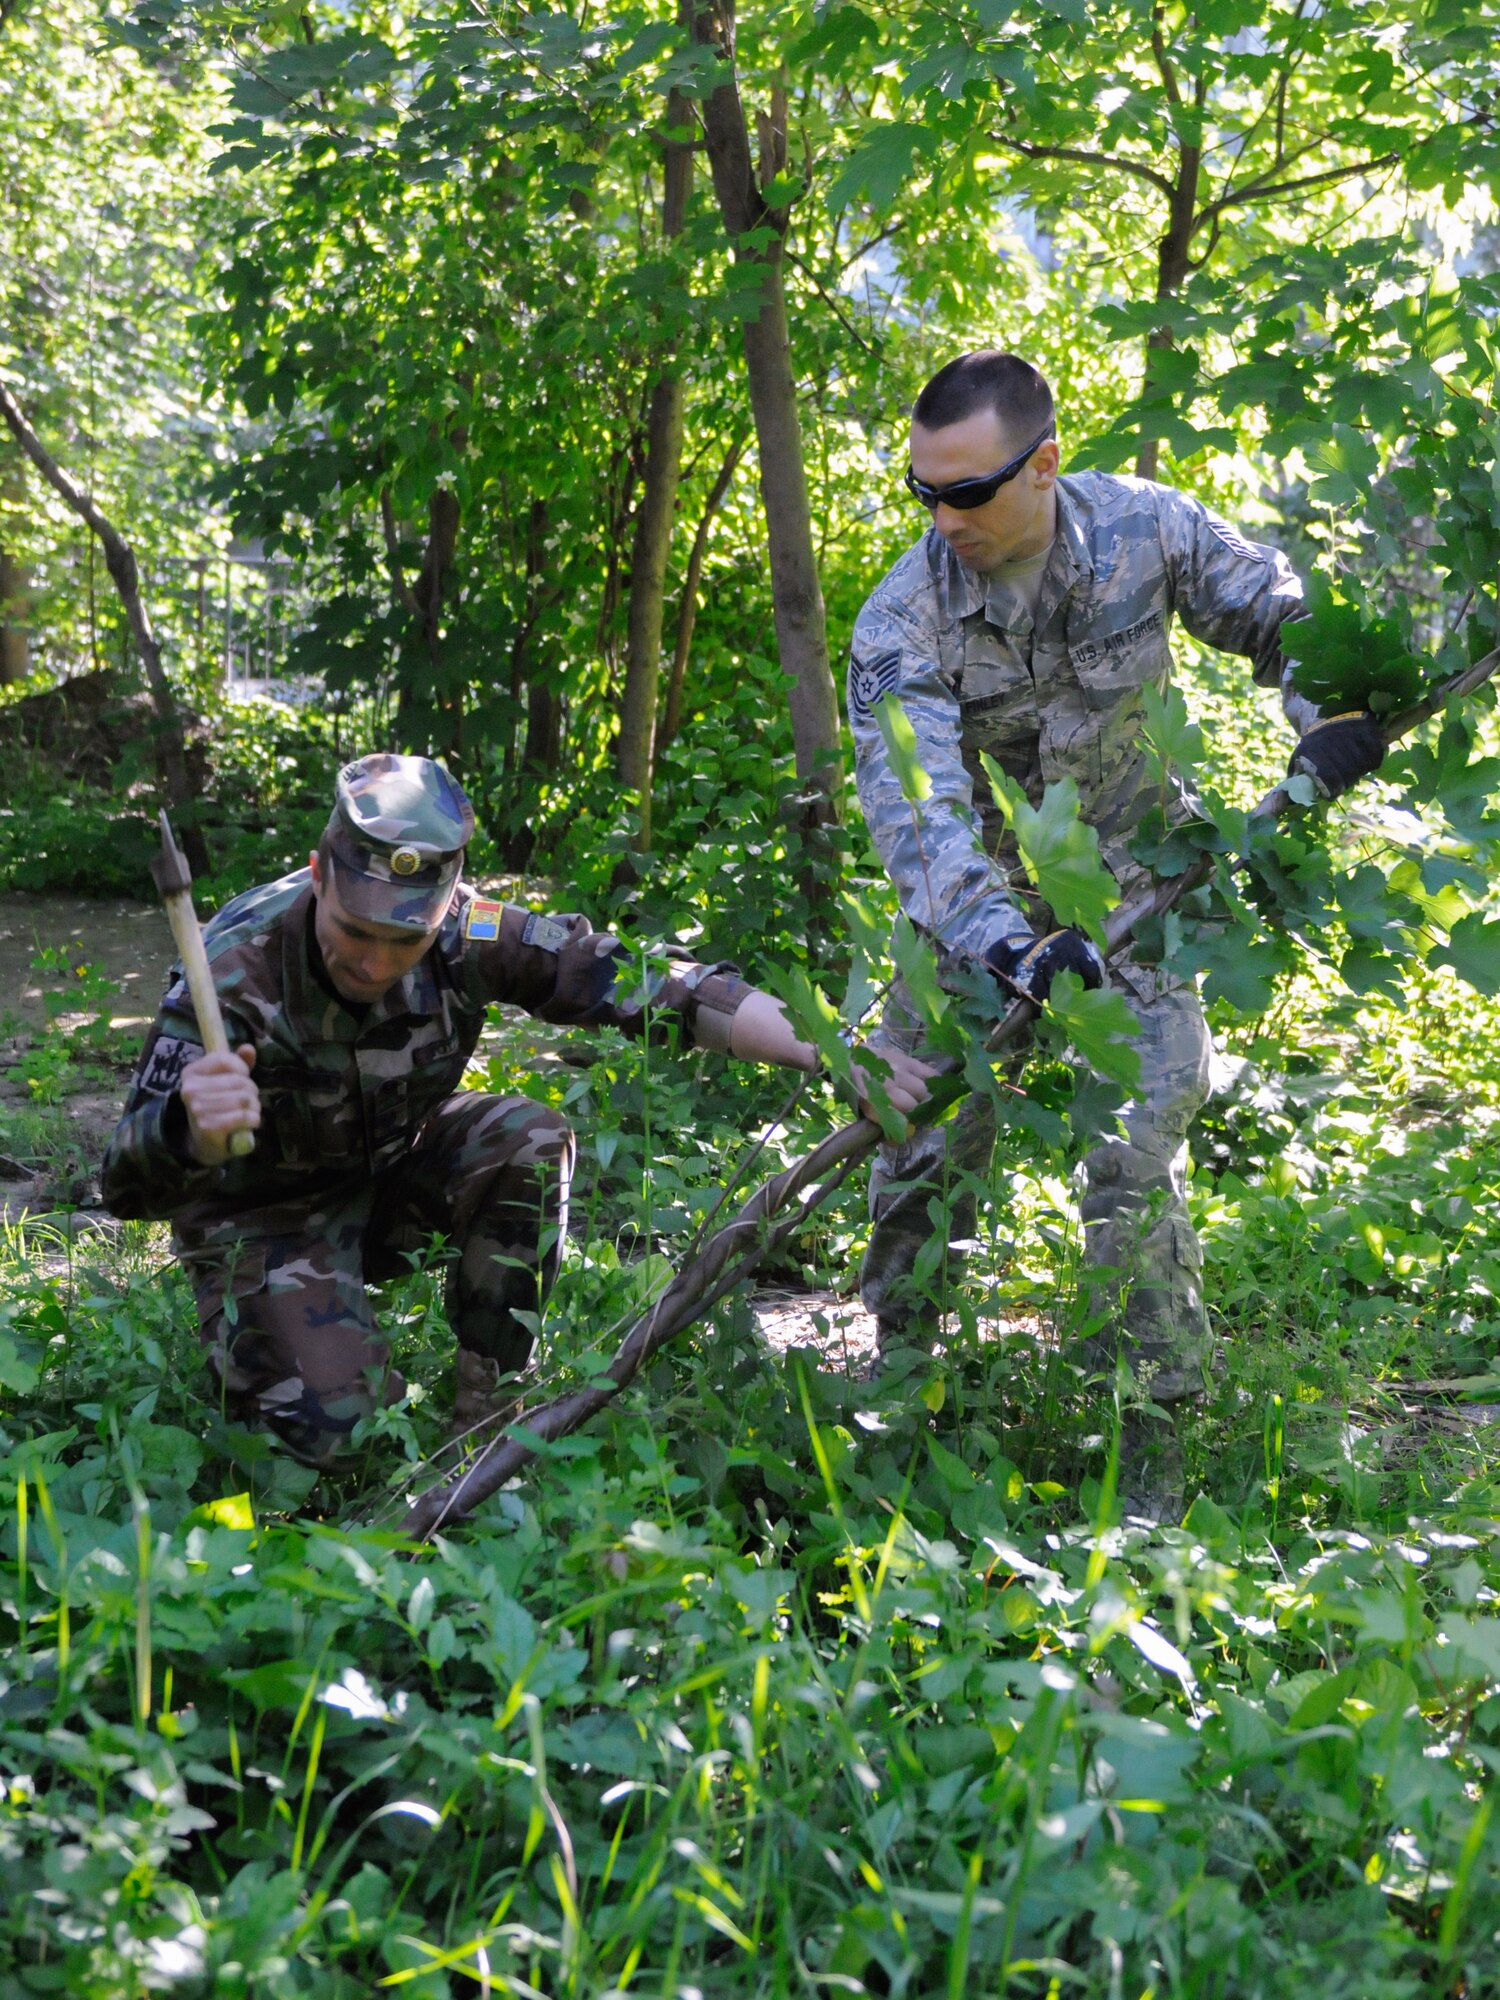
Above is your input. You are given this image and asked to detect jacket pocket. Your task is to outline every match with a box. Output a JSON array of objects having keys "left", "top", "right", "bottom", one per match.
[
  {"left": 1072, "top": 611, "right": 1170, "bottom": 710},
  {"left": 261, "top": 1064, "right": 351, "bottom": 1168}
]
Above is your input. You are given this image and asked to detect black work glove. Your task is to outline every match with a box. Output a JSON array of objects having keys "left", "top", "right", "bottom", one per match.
[
  {"left": 1287, "top": 710, "right": 1386, "bottom": 800},
  {"left": 986, "top": 927, "right": 1107, "bottom": 1004}
]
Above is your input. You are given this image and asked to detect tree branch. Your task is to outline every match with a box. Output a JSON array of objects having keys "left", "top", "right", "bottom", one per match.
[
  {"left": 0, "top": 378, "right": 207, "bottom": 868},
  {"left": 1201, "top": 147, "right": 1401, "bottom": 223},
  {"left": 986, "top": 130, "right": 1175, "bottom": 198},
  {"left": 379, "top": 485, "right": 419, "bottom": 617},
  {"left": 1150, "top": 2, "right": 1182, "bottom": 108},
  {"left": 785, "top": 249, "right": 879, "bottom": 356}
]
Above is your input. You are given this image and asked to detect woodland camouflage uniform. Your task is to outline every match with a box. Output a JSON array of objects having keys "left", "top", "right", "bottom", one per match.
[
  {"left": 103, "top": 760, "right": 752, "bottom": 1462},
  {"left": 849, "top": 469, "right": 1316, "bottom": 1391}
]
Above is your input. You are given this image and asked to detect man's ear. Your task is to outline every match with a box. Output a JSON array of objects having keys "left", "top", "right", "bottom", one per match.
[{"left": 1033, "top": 440, "right": 1061, "bottom": 489}]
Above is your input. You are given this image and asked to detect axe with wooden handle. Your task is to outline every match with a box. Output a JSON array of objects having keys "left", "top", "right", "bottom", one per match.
[{"left": 150, "top": 811, "right": 255, "bottom": 1159}]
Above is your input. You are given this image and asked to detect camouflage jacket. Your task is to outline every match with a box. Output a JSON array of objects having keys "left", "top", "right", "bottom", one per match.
[
  {"left": 102, "top": 872, "right": 752, "bottom": 1233},
  {"left": 848, "top": 470, "right": 1317, "bottom": 958}
]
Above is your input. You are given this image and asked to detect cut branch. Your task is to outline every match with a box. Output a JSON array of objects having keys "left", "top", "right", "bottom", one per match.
[
  {"left": 0, "top": 379, "right": 207, "bottom": 871},
  {"left": 395, "top": 642, "right": 1500, "bottom": 1540}
]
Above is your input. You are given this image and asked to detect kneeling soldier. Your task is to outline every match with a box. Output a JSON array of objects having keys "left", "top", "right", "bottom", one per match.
[{"left": 103, "top": 753, "right": 930, "bottom": 1463}]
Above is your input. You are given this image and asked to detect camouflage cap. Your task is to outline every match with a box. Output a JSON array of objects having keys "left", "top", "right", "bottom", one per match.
[{"left": 324, "top": 753, "right": 475, "bottom": 932}]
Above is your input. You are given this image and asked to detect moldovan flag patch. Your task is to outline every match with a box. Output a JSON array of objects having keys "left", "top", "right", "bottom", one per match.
[{"left": 464, "top": 898, "right": 503, "bottom": 942}]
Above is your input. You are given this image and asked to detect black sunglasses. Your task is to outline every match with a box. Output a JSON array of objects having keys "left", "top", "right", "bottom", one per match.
[{"left": 904, "top": 422, "right": 1056, "bottom": 511}]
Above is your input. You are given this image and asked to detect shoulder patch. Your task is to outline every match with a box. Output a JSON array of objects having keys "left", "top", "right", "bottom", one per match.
[
  {"left": 141, "top": 1034, "right": 197, "bottom": 1096},
  {"left": 464, "top": 898, "right": 504, "bottom": 942},
  {"left": 848, "top": 656, "right": 902, "bottom": 720},
  {"left": 1207, "top": 517, "right": 1272, "bottom": 564},
  {"left": 521, "top": 912, "right": 573, "bottom": 954}
]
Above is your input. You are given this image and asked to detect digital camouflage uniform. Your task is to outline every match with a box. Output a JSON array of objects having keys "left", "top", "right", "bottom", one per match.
[
  {"left": 103, "top": 850, "right": 751, "bottom": 1462},
  {"left": 849, "top": 469, "right": 1315, "bottom": 1391}
]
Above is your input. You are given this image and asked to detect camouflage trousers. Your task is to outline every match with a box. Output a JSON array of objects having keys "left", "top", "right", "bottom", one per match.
[
  {"left": 180, "top": 1093, "right": 574, "bottom": 1462},
  {"left": 862, "top": 976, "right": 1212, "bottom": 1400}
]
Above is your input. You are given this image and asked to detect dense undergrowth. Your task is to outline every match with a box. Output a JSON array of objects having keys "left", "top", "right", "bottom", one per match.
[{"left": 7, "top": 690, "right": 1500, "bottom": 1995}]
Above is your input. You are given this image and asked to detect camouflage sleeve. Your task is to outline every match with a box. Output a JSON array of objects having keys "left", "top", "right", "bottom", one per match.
[
  {"left": 99, "top": 993, "right": 219, "bottom": 1221},
  {"left": 848, "top": 584, "right": 1033, "bottom": 959},
  {"left": 457, "top": 900, "right": 755, "bottom": 1050},
  {"left": 1154, "top": 486, "right": 1321, "bottom": 736}
]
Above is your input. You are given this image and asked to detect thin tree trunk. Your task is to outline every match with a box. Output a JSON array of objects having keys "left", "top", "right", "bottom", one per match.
[
  {"left": 412, "top": 485, "right": 463, "bottom": 762},
  {"left": 500, "top": 501, "right": 563, "bottom": 870},
  {"left": 0, "top": 382, "right": 207, "bottom": 870},
  {"left": 0, "top": 448, "right": 30, "bottom": 683},
  {"left": 0, "top": 543, "right": 29, "bottom": 684},
  {"left": 1132, "top": 167, "right": 1197, "bottom": 482},
  {"left": 617, "top": 90, "right": 694, "bottom": 850},
  {"left": 691, "top": 0, "right": 841, "bottom": 826},
  {"left": 1133, "top": 62, "right": 1201, "bottom": 483},
  {"left": 658, "top": 427, "right": 746, "bottom": 757}
]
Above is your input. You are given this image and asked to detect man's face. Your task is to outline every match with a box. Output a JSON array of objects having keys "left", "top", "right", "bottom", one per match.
[
  {"left": 308, "top": 852, "right": 444, "bottom": 1004},
  {"left": 908, "top": 407, "right": 1060, "bottom": 573}
]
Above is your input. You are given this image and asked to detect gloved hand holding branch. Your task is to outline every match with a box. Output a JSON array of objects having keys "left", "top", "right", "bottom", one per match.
[{"left": 394, "top": 637, "right": 1500, "bottom": 1542}]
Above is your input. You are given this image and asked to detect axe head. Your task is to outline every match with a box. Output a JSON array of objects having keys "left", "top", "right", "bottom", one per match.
[{"left": 151, "top": 809, "right": 192, "bottom": 898}]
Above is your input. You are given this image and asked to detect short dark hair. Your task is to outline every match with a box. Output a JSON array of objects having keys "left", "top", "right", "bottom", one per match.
[{"left": 913, "top": 351, "right": 1054, "bottom": 442}]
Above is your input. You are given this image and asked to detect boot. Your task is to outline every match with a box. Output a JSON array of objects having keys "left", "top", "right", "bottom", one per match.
[
  {"left": 450, "top": 1348, "right": 524, "bottom": 1442},
  {"left": 1116, "top": 1407, "right": 1185, "bottom": 1527}
]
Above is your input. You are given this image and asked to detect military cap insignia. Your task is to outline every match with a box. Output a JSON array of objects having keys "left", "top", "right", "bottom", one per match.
[
  {"left": 849, "top": 656, "right": 901, "bottom": 719},
  {"left": 1207, "top": 518, "right": 1270, "bottom": 564},
  {"left": 390, "top": 846, "right": 422, "bottom": 876},
  {"left": 464, "top": 897, "right": 503, "bottom": 942}
]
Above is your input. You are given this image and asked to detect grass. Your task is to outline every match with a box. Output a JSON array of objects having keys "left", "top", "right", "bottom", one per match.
[
  {"left": 6, "top": 664, "right": 1500, "bottom": 1993},
  {"left": 5, "top": 944, "right": 1500, "bottom": 1999}
]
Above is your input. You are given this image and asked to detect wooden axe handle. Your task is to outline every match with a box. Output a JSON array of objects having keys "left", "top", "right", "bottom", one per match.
[{"left": 154, "top": 812, "right": 254, "bottom": 1158}]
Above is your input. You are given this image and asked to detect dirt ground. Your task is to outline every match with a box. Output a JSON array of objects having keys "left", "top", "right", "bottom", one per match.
[
  {"left": 1, "top": 894, "right": 178, "bottom": 1220},
  {"left": 0, "top": 891, "right": 176, "bottom": 1032}
]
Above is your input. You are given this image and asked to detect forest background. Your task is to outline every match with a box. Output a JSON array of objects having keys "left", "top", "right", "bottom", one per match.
[{"left": 7, "top": 1, "right": 1500, "bottom": 1994}]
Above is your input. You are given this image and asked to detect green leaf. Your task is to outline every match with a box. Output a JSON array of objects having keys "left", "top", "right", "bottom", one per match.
[
  {"left": 874, "top": 694, "right": 932, "bottom": 804},
  {"left": 0, "top": 1323, "right": 39, "bottom": 1394},
  {"left": 980, "top": 760, "right": 1118, "bottom": 947},
  {"left": 1281, "top": 584, "right": 1428, "bottom": 717},
  {"left": 1288, "top": 1665, "right": 1360, "bottom": 1729},
  {"left": 827, "top": 121, "right": 937, "bottom": 213},
  {"left": 1190, "top": 922, "right": 1288, "bottom": 1015},
  {"left": 1041, "top": 972, "right": 1141, "bottom": 1093},
  {"left": 1140, "top": 683, "right": 1204, "bottom": 777},
  {"left": 1305, "top": 422, "right": 1380, "bottom": 509},
  {"left": 1432, "top": 913, "right": 1500, "bottom": 995},
  {"left": 926, "top": 1434, "right": 976, "bottom": 1491},
  {"left": 890, "top": 915, "right": 949, "bottom": 1031}
]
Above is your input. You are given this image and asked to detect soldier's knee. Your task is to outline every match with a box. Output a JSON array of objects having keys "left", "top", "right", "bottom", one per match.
[{"left": 493, "top": 1103, "right": 575, "bottom": 1177}]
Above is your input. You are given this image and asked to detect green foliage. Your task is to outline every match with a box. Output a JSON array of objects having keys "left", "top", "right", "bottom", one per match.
[
  {"left": 873, "top": 692, "right": 933, "bottom": 805},
  {"left": 1038, "top": 971, "right": 1141, "bottom": 1094},
  {"left": 12, "top": 947, "right": 1500, "bottom": 1994},
  {"left": 9, "top": 10, "right": 1500, "bottom": 1986},
  {"left": 981, "top": 760, "right": 1120, "bottom": 947},
  {"left": 1282, "top": 586, "right": 1429, "bottom": 718}
]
